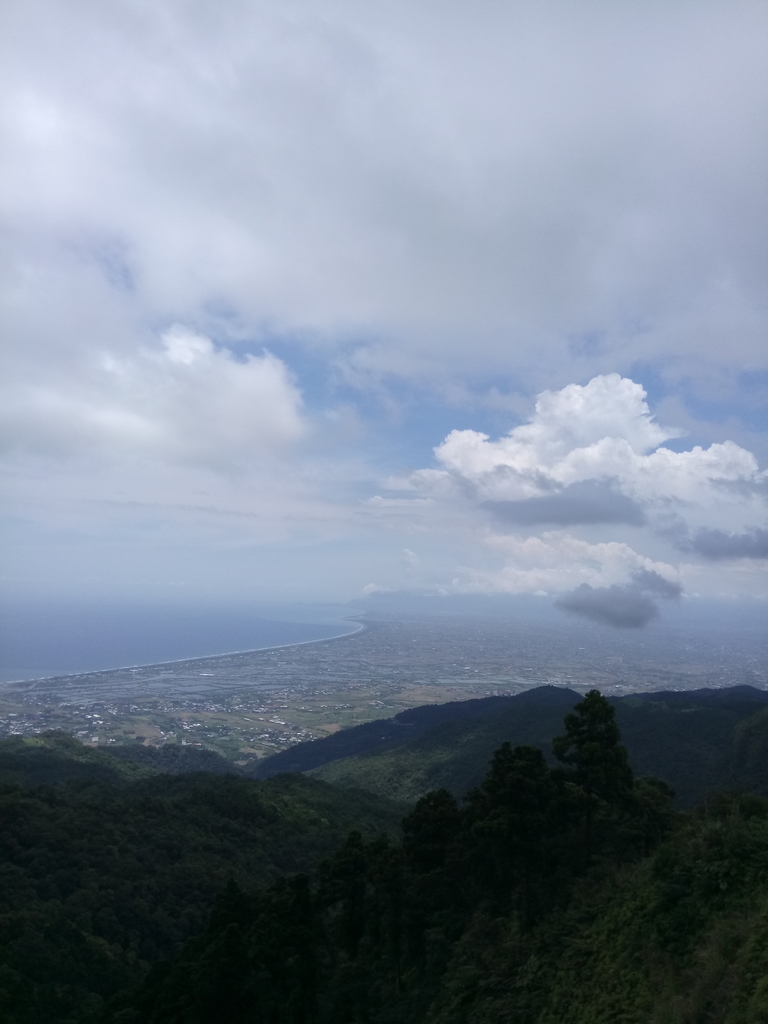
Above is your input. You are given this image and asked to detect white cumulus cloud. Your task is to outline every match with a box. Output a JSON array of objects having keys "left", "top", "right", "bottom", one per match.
[
  {"left": 414, "top": 374, "right": 765, "bottom": 531},
  {"left": 391, "top": 374, "right": 767, "bottom": 604}
]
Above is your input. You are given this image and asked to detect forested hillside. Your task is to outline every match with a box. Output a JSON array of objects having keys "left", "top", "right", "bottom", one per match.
[
  {"left": 254, "top": 687, "right": 579, "bottom": 779},
  {"left": 3, "top": 690, "right": 768, "bottom": 1022},
  {"left": 0, "top": 734, "right": 403, "bottom": 1023},
  {"left": 0, "top": 731, "right": 236, "bottom": 787},
  {"left": 106, "top": 691, "right": 768, "bottom": 1023},
  {"left": 265, "top": 685, "right": 768, "bottom": 807}
]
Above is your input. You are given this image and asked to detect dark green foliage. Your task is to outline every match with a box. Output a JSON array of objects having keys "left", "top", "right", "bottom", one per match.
[
  {"left": 5, "top": 693, "right": 768, "bottom": 1023},
  {"left": 612, "top": 689, "right": 768, "bottom": 807},
  {"left": 312, "top": 687, "right": 581, "bottom": 802},
  {"left": 729, "top": 705, "right": 768, "bottom": 794},
  {"left": 113, "top": 698, "right": 683, "bottom": 1024},
  {"left": 126, "top": 876, "right": 319, "bottom": 1024},
  {"left": 0, "top": 732, "right": 154, "bottom": 787},
  {"left": 553, "top": 690, "right": 635, "bottom": 861},
  {"left": 406, "top": 795, "right": 768, "bottom": 1023},
  {"left": 108, "top": 741, "right": 237, "bottom": 776},
  {"left": 254, "top": 692, "right": 574, "bottom": 779},
  {"left": 0, "top": 731, "right": 238, "bottom": 788},
  {"left": 310, "top": 685, "right": 768, "bottom": 809},
  {"left": 553, "top": 689, "right": 634, "bottom": 803},
  {"left": 402, "top": 789, "right": 461, "bottom": 874},
  {"left": 429, "top": 792, "right": 768, "bottom": 1024},
  {"left": 465, "top": 745, "right": 557, "bottom": 926},
  {"left": 0, "top": 738, "right": 403, "bottom": 1024}
]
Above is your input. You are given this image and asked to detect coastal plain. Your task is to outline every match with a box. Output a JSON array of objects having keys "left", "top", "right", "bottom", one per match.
[{"left": 1, "top": 615, "right": 766, "bottom": 765}]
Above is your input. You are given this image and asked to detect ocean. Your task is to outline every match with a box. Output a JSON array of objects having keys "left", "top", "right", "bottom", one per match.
[{"left": 0, "top": 599, "right": 361, "bottom": 683}]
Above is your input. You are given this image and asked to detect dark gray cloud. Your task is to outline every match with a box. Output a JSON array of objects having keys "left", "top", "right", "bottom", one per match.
[
  {"left": 631, "top": 568, "right": 684, "bottom": 599},
  {"left": 484, "top": 480, "right": 645, "bottom": 528},
  {"left": 689, "top": 528, "right": 768, "bottom": 560},
  {"left": 554, "top": 569, "right": 683, "bottom": 628}
]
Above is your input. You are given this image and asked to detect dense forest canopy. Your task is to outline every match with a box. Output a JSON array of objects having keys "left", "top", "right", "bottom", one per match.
[{"left": 2, "top": 690, "right": 768, "bottom": 1022}]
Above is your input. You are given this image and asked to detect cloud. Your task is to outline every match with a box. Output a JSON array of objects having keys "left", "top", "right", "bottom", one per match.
[
  {"left": 0, "top": 326, "right": 304, "bottom": 467},
  {"left": 1, "top": 2, "right": 767, "bottom": 605},
  {"left": 448, "top": 531, "right": 677, "bottom": 599},
  {"left": 395, "top": 373, "right": 766, "bottom": 604},
  {"left": 1, "top": 0, "right": 766, "bottom": 393},
  {"left": 631, "top": 568, "right": 683, "bottom": 600},
  {"left": 433, "top": 375, "right": 677, "bottom": 492},
  {"left": 415, "top": 375, "right": 764, "bottom": 526},
  {"left": 690, "top": 528, "right": 768, "bottom": 560},
  {"left": 484, "top": 479, "right": 645, "bottom": 527},
  {"left": 554, "top": 569, "right": 682, "bottom": 628}
]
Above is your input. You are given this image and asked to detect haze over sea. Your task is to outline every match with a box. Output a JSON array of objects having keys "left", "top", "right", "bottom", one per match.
[{"left": 2, "top": 593, "right": 765, "bottom": 689}]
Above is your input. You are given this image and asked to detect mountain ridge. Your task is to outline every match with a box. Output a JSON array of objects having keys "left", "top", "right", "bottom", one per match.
[{"left": 254, "top": 684, "right": 768, "bottom": 807}]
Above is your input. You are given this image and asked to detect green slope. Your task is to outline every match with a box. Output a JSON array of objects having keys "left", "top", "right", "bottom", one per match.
[
  {"left": 0, "top": 731, "right": 156, "bottom": 786},
  {"left": 310, "top": 686, "right": 768, "bottom": 807},
  {"left": 0, "top": 731, "right": 239, "bottom": 787},
  {"left": 731, "top": 704, "right": 768, "bottom": 793},
  {"left": 311, "top": 690, "right": 577, "bottom": 803}
]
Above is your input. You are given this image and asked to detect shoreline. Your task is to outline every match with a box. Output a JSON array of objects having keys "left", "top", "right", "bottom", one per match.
[{"left": 1, "top": 617, "right": 368, "bottom": 690}]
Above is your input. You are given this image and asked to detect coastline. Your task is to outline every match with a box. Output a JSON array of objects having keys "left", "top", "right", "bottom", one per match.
[{"left": 1, "top": 617, "right": 368, "bottom": 690}]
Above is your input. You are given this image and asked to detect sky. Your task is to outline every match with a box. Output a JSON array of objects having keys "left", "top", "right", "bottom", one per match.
[{"left": 1, "top": 0, "right": 767, "bottom": 630}]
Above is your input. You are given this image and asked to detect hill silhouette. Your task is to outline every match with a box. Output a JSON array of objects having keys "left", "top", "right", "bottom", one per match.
[{"left": 254, "top": 685, "right": 768, "bottom": 807}]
